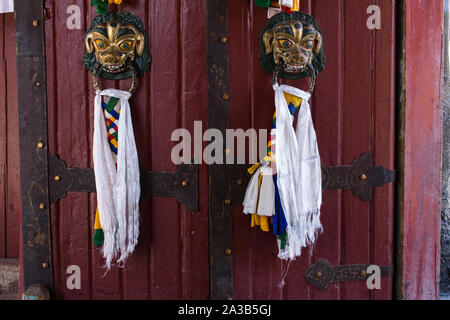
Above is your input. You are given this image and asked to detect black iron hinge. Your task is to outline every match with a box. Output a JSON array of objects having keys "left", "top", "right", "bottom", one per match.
[
  {"left": 48, "top": 153, "right": 199, "bottom": 212},
  {"left": 230, "top": 152, "right": 395, "bottom": 206}
]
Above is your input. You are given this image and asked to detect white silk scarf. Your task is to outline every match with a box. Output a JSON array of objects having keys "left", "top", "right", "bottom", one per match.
[
  {"left": 273, "top": 84, "right": 322, "bottom": 260},
  {"left": 93, "top": 89, "right": 140, "bottom": 270},
  {"left": 0, "top": 0, "right": 13, "bottom": 13},
  {"left": 242, "top": 166, "right": 276, "bottom": 217}
]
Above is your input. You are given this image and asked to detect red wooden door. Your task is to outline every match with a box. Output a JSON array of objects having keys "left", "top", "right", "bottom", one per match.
[
  {"left": 37, "top": 0, "right": 396, "bottom": 300},
  {"left": 0, "top": 13, "right": 20, "bottom": 260},
  {"left": 229, "top": 0, "right": 396, "bottom": 300},
  {"left": 44, "top": 0, "right": 209, "bottom": 299}
]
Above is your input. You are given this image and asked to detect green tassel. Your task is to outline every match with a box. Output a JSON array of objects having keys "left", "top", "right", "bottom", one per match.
[
  {"left": 278, "top": 232, "right": 288, "bottom": 250},
  {"left": 93, "top": 229, "right": 104, "bottom": 246},
  {"left": 255, "top": 0, "right": 271, "bottom": 7}
]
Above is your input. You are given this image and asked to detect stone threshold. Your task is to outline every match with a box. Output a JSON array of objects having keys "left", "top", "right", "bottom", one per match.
[{"left": 0, "top": 259, "right": 19, "bottom": 300}]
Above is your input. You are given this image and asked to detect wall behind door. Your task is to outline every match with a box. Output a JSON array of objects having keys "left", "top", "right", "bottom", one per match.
[{"left": 229, "top": 0, "right": 396, "bottom": 300}]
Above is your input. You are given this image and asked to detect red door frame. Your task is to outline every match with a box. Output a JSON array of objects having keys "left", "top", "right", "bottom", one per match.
[{"left": 396, "top": 0, "right": 444, "bottom": 300}]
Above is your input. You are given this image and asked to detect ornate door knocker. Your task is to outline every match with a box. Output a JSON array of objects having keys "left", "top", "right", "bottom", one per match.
[
  {"left": 83, "top": 11, "right": 151, "bottom": 92},
  {"left": 259, "top": 11, "right": 325, "bottom": 92}
]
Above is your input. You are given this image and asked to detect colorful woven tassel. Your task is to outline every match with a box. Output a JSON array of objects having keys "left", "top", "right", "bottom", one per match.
[
  {"left": 93, "top": 208, "right": 104, "bottom": 246},
  {"left": 243, "top": 92, "right": 303, "bottom": 234},
  {"left": 279, "top": 0, "right": 300, "bottom": 12},
  {"left": 270, "top": 0, "right": 281, "bottom": 7},
  {"left": 93, "top": 95, "right": 122, "bottom": 247},
  {"left": 258, "top": 0, "right": 299, "bottom": 17},
  {"left": 250, "top": 172, "right": 270, "bottom": 232}
]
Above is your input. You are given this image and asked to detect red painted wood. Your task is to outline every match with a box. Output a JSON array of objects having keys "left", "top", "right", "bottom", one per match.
[
  {"left": 371, "top": 0, "right": 396, "bottom": 300},
  {"left": 402, "top": 0, "right": 444, "bottom": 300},
  {"left": 52, "top": 0, "right": 91, "bottom": 300},
  {"left": 229, "top": 0, "right": 396, "bottom": 300},
  {"left": 0, "top": 13, "right": 20, "bottom": 260},
  {"left": 44, "top": 0, "right": 209, "bottom": 299},
  {"left": 310, "top": 0, "right": 343, "bottom": 300},
  {"left": 0, "top": 13, "right": 6, "bottom": 259},
  {"left": 341, "top": 0, "right": 373, "bottom": 300},
  {"left": 178, "top": 0, "right": 209, "bottom": 299},
  {"left": 229, "top": 0, "right": 254, "bottom": 300},
  {"left": 4, "top": 12, "right": 20, "bottom": 260}
]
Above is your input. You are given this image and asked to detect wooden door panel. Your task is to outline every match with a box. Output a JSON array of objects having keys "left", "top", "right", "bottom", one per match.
[
  {"left": 228, "top": 0, "right": 396, "bottom": 300},
  {"left": 44, "top": 0, "right": 209, "bottom": 299}
]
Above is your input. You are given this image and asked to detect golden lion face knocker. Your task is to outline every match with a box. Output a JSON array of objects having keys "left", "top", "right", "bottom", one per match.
[
  {"left": 84, "top": 12, "right": 151, "bottom": 93},
  {"left": 260, "top": 12, "right": 325, "bottom": 92}
]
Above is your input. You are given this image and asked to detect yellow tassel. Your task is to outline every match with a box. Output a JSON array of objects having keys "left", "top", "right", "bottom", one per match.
[
  {"left": 248, "top": 162, "right": 261, "bottom": 175},
  {"left": 250, "top": 172, "right": 270, "bottom": 232},
  {"left": 251, "top": 214, "right": 270, "bottom": 232},
  {"left": 94, "top": 207, "right": 102, "bottom": 230}
]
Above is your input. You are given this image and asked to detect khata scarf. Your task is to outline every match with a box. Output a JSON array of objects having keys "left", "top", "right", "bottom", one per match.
[
  {"left": 93, "top": 88, "right": 140, "bottom": 270},
  {"left": 273, "top": 84, "right": 322, "bottom": 260},
  {"left": 242, "top": 84, "right": 322, "bottom": 262}
]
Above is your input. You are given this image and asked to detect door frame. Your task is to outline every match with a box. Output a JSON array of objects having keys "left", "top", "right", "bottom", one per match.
[
  {"left": 14, "top": 0, "right": 444, "bottom": 300},
  {"left": 394, "top": 0, "right": 444, "bottom": 300}
]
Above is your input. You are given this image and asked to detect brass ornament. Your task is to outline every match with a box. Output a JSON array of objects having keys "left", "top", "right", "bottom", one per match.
[
  {"left": 260, "top": 12, "right": 325, "bottom": 92},
  {"left": 83, "top": 11, "right": 151, "bottom": 92}
]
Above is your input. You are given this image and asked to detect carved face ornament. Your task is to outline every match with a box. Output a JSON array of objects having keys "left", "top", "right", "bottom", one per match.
[
  {"left": 260, "top": 12, "right": 325, "bottom": 91},
  {"left": 86, "top": 21, "right": 145, "bottom": 75},
  {"left": 84, "top": 12, "right": 151, "bottom": 92},
  {"left": 266, "top": 21, "right": 321, "bottom": 74}
]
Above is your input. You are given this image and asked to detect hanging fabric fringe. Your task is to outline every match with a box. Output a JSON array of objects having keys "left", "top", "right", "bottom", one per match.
[
  {"left": 93, "top": 89, "right": 140, "bottom": 271},
  {"left": 242, "top": 84, "right": 322, "bottom": 262},
  {"left": 273, "top": 84, "right": 322, "bottom": 260}
]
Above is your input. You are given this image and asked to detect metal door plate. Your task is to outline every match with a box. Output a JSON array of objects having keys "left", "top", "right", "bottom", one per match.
[{"left": 305, "top": 259, "right": 394, "bottom": 290}]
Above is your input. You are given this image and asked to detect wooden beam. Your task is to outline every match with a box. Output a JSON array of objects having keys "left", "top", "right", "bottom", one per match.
[
  {"left": 397, "top": 0, "right": 444, "bottom": 300},
  {"left": 206, "top": 0, "right": 233, "bottom": 300},
  {"left": 14, "top": 0, "right": 53, "bottom": 292}
]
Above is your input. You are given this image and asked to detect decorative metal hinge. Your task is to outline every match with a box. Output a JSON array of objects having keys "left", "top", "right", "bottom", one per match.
[
  {"left": 230, "top": 151, "right": 395, "bottom": 205},
  {"left": 305, "top": 259, "right": 394, "bottom": 290},
  {"left": 322, "top": 152, "right": 395, "bottom": 201},
  {"left": 48, "top": 153, "right": 199, "bottom": 212}
]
